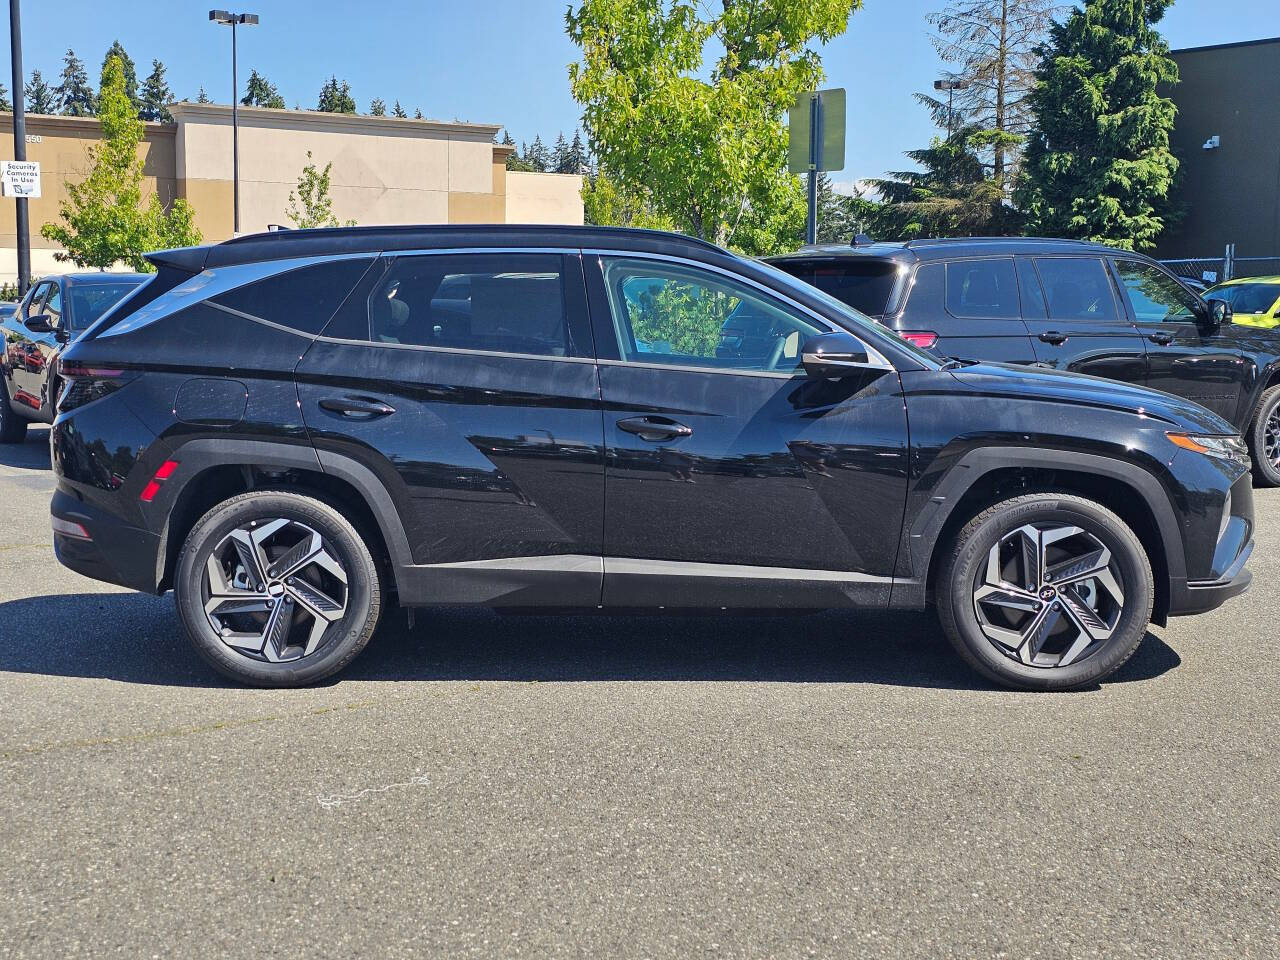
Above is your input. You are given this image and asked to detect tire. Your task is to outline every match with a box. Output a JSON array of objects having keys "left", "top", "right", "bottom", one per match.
[
  {"left": 174, "top": 490, "right": 383, "bottom": 687},
  {"left": 937, "top": 492, "right": 1154, "bottom": 691},
  {"left": 1246, "top": 385, "right": 1280, "bottom": 487},
  {"left": 0, "top": 379, "right": 29, "bottom": 444}
]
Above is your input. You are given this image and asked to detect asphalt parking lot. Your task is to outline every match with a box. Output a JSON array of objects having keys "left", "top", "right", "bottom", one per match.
[{"left": 0, "top": 426, "right": 1276, "bottom": 959}]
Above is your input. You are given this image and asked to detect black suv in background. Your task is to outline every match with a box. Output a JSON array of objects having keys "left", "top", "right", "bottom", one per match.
[
  {"left": 50, "top": 226, "right": 1253, "bottom": 690},
  {"left": 1, "top": 272, "right": 150, "bottom": 442},
  {"left": 768, "top": 239, "right": 1280, "bottom": 485}
]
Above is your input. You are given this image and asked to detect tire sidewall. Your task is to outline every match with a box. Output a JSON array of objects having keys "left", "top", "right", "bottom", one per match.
[
  {"left": 1250, "top": 388, "right": 1280, "bottom": 486},
  {"left": 943, "top": 496, "right": 1153, "bottom": 690},
  {"left": 175, "top": 492, "right": 380, "bottom": 687}
]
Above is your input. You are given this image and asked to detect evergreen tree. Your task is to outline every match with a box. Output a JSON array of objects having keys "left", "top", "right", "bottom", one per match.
[
  {"left": 369, "top": 98, "right": 386, "bottom": 116},
  {"left": 139, "top": 60, "right": 173, "bottom": 122},
  {"left": 525, "top": 134, "right": 549, "bottom": 172},
  {"left": 25, "top": 70, "right": 57, "bottom": 115},
  {"left": 101, "top": 40, "right": 138, "bottom": 111},
  {"left": 566, "top": 129, "right": 588, "bottom": 175},
  {"left": 392, "top": 100, "right": 407, "bottom": 118},
  {"left": 317, "top": 76, "right": 356, "bottom": 113},
  {"left": 1017, "top": 0, "right": 1179, "bottom": 250},
  {"left": 413, "top": 107, "right": 423, "bottom": 119},
  {"left": 551, "top": 132, "right": 570, "bottom": 173},
  {"left": 196, "top": 86, "right": 210, "bottom": 104},
  {"left": 242, "top": 69, "right": 285, "bottom": 108},
  {"left": 56, "top": 49, "right": 96, "bottom": 116},
  {"left": 0, "top": 81, "right": 10, "bottom": 113}
]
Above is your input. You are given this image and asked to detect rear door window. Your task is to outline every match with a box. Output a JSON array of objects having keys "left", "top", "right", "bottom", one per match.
[
  {"left": 944, "top": 258, "right": 1020, "bottom": 319},
  {"left": 1033, "top": 258, "right": 1119, "bottom": 322},
  {"left": 771, "top": 259, "right": 899, "bottom": 316},
  {"left": 210, "top": 257, "right": 376, "bottom": 335}
]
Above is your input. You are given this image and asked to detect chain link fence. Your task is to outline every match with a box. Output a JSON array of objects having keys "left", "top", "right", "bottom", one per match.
[{"left": 1161, "top": 244, "right": 1280, "bottom": 285}]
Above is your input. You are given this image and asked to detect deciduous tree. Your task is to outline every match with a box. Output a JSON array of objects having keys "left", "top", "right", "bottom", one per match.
[
  {"left": 285, "top": 151, "right": 356, "bottom": 228},
  {"left": 102, "top": 40, "right": 138, "bottom": 111},
  {"left": 1016, "top": 0, "right": 1178, "bottom": 250},
  {"left": 567, "top": 0, "right": 861, "bottom": 254}
]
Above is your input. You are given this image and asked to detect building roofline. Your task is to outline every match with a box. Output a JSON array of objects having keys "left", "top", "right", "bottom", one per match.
[
  {"left": 0, "top": 110, "right": 175, "bottom": 136},
  {"left": 166, "top": 102, "right": 503, "bottom": 140},
  {"left": 1172, "top": 36, "right": 1280, "bottom": 55}
]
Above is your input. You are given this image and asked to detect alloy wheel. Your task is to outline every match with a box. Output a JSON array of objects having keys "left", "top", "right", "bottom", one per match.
[
  {"left": 1265, "top": 403, "right": 1280, "bottom": 467},
  {"left": 202, "top": 518, "right": 349, "bottom": 663},
  {"left": 972, "top": 523, "right": 1125, "bottom": 669}
]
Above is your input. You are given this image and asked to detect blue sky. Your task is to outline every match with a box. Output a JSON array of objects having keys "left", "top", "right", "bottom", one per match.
[{"left": 5, "top": 0, "right": 1275, "bottom": 186}]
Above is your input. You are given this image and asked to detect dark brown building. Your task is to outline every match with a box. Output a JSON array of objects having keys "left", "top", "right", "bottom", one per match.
[{"left": 1156, "top": 37, "right": 1280, "bottom": 261}]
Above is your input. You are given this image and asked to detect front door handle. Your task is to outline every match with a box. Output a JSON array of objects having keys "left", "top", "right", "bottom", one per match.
[
  {"left": 318, "top": 396, "right": 396, "bottom": 419},
  {"left": 1038, "top": 331, "right": 1068, "bottom": 346},
  {"left": 1148, "top": 331, "right": 1174, "bottom": 346},
  {"left": 616, "top": 415, "right": 693, "bottom": 442}
]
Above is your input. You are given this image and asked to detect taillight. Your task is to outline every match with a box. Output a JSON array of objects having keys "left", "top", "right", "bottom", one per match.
[
  {"left": 57, "top": 361, "right": 133, "bottom": 413},
  {"left": 898, "top": 331, "right": 939, "bottom": 349},
  {"left": 140, "top": 460, "right": 180, "bottom": 502}
]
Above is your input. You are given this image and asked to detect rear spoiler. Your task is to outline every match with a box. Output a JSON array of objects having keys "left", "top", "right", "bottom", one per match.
[{"left": 144, "top": 245, "right": 212, "bottom": 273}]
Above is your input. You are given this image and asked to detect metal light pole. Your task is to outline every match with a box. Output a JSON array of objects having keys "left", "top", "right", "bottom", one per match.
[
  {"left": 934, "top": 78, "right": 969, "bottom": 144},
  {"left": 209, "top": 9, "right": 258, "bottom": 236},
  {"left": 9, "top": 0, "right": 30, "bottom": 295}
]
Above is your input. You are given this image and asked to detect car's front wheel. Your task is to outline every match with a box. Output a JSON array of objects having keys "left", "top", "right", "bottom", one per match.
[
  {"left": 937, "top": 492, "right": 1154, "bottom": 691},
  {"left": 174, "top": 490, "right": 383, "bottom": 687},
  {"left": 1246, "top": 385, "right": 1280, "bottom": 487}
]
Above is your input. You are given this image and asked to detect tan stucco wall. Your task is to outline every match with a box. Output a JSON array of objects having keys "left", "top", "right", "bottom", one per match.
[{"left": 506, "top": 170, "right": 585, "bottom": 225}]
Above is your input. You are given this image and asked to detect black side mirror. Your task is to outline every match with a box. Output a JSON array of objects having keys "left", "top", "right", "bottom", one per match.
[
  {"left": 1206, "top": 298, "right": 1231, "bottom": 328},
  {"left": 54, "top": 325, "right": 71, "bottom": 344},
  {"left": 801, "top": 330, "right": 890, "bottom": 378},
  {"left": 23, "top": 313, "right": 54, "bottom": 334}
]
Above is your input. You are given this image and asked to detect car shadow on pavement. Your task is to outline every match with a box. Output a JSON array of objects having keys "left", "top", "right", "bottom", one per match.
[
  {"left": 0, "top": 593, "right": 1182, "bottom": 691},
  {"left": 0, "top": 427, "right": 52, "bottom": 472}
]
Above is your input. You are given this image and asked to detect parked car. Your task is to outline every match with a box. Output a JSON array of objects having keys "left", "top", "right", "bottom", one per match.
[
  {"left": 1204, "top": 276, "right": 1280, "bottom": 329},
  {"left": 50, "top": 226, "right": 1253, "bottom": 690},
  {"left": 1, "top": 272, "right": 150, "bottom": 442},
  {"left": 766, "top": 239, "right": 1280, "bottom": 485}
]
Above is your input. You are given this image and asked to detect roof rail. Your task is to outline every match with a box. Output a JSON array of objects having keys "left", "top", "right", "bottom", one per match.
[{"left": 903, "top": 236, "right": 1089, "bottom": 248}]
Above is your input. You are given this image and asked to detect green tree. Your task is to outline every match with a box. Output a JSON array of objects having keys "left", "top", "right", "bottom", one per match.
[
  {"left": 56, "top": 49, "right": 95, "bottom": 116},
  {"left": 0, "top": 81, "right": 10, "bottom": 113},
  {"left": 413, "top": 107, "right": 423, "bottom": 119},
  {"left": 317, "top": 76, "right": 356, "bottom": 113},
  {"left": 41, "top": 55, "right": 201, "bottom": 271},
  {"left": 392, "top": 99, "right": 407, "bottom": 118},
  {"left": 582, "top": 170, "right": 675, "bottom": 230},
  {"left": 1016, "top": 0, "right": 1178, "bottom": 251},
  {"left": 550, "top": 132, "right": 570, "bottom": 172},
  {"left": 369, "top": 97, "right": 386, "bottom": 116},
  {"left": 285, "top": 151, "right": 356, "bottom": 228},
  {"left": 567, "top": 0, "right": 861, "bottom": 254},
  {"left": 26, "top": 70, "right": 58, "bottom": 114},
  {"left": 196, "top": 86, "right": 210, "bottom": 104},
  {"left": 566, "top": 129, "right": 588, "bottom": 175},
  {"left": 102, "top": 40, "right": 138, "bottom": 111},
  {"left": 924, "top": 0, "right": 1058, "bottom": 194},
  {"left": 524, "top": 134, "right": 549, "bottom": 172},
  {"left": 242, "top": 68, "right": 285, "bottom": 108},
  {"left": 139, "top": 60, "right": 173, "bottom": 122}
]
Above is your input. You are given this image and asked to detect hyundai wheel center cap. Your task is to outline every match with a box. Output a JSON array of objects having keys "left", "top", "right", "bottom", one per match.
[
  {"left": 267, "top": 581, "right": 286, "bottom": 598},
  {"left": 1039, "top": 585, "right": 1057, "bottom": 601}
]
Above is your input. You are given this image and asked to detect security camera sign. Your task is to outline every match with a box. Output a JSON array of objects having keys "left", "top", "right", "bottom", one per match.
[{"left": 0, "top": 161, "right": 41, "bottom": 198}]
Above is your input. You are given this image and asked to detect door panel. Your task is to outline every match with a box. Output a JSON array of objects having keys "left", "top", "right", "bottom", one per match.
[
  {"left": 1111, "top": 258, "right": 1246, "bottom": 421},
  {"left": 1022, "top": 256, "right": 1148, "bottom": 385},
  {"left": 588, "top": 255, "right": 910, "bottom": 608},
  {"left": 295, "top": 252, "right": 606, "bottom": 606},
  {"left": 9, "top": 281, "right": 56, "bottom": 418}
]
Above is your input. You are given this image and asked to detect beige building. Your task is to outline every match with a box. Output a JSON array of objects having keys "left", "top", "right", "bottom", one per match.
[{"left": 0, "top": 104, "right": 583, "bottom": 283}]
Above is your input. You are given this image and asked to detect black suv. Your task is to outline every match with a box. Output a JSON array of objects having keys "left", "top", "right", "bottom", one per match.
[
  {"left": 768, "top": 239, "right": 1280, "bottom": 485},
  {"left": 50, "top": 226, "right": 1253, "bottom": 690}
]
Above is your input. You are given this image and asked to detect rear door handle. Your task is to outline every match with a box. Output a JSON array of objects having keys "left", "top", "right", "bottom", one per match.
[
  {"left": 616, "top": 416, "right": 693, "bottom": 442},
  {"left": 1148, "top": 331, "right": 1174, "bottom": 346},
  {"left": 318, "top": 396, "right": 396, "bottom": 419},
  {"left": 1038, "top": 331, "right": 1068, "bottom": 346}
]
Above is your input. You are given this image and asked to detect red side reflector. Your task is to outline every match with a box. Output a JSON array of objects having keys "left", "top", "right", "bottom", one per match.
[
  {"left": 139, "top": 460, "right": 179, "bottom": 502},
  {"left": 899, "top": 331, "right": 939, "bottom": 349},
  {"left": 51, "top": 516, "right": 91, "bottom": 540}
]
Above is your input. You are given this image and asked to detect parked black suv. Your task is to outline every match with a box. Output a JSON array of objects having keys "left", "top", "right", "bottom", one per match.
[
  {"left": 50, "top": 226, "right": 1253, "bottom": 689},
  {"left": 768, "top": 238, "right": 1280, "bottom": 485}
]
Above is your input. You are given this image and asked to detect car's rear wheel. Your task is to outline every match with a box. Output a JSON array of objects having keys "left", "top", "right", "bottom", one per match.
[
  {"left": 937, "top": 492, "right": 1154, "bottom": 691},
  {"left": 0, "top": 379, "right": 29, "bottom": 444},
  {"left": 1246, "top": 385, "right": 1280, "bottom": 487},
  {"left": 174, "top": 490, "right": 382, "bottom": 687}
]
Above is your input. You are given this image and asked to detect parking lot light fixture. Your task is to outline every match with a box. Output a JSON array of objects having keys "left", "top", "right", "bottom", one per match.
[
  {"left": 209, "top": 9, "right": 260, "bottom": 235},
  {"left": 933, "top": 77, "right": 970, "bottom": 143}
]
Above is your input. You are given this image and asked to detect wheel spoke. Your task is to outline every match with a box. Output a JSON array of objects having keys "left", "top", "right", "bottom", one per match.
[
  {"left": 266, "top": 531, "right": 323, "bottom": 581},
  {"left": 974, "top": 582, "right": 1040, "bottom": 613},
  {"left": 228, "top": 529, "right": 268, "bottom": 590},
  {"left": 1046, "top": 546, "right": 1110, "bottom": 586},
  {"left": 1018, "top": 603, "right": 1061, "bottom": 665},
  {"left": 259, "top": 599, "right": 292, "bottom": 663}
]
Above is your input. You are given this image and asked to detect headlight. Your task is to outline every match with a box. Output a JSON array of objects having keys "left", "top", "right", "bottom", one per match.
[{"left": 1167, "top": 432, "right": 1251, "bottom": 465}]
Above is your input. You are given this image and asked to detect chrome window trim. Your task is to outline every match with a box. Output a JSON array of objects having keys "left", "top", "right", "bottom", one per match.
[{"left": 311, "top": 332, "right": 596, "bottom": 364}]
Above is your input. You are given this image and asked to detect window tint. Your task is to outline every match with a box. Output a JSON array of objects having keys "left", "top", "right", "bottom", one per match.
[
  {"left": 369, "top": 253, "right": 571, "bottom": 357},
  {"left": 26, "top": 281, "right": 51, "bottom": 317},
  {"left": 67, "top": 282, "right": 143, "bottom": 331},
  {"left": 774, "top": 259, "right": 899, "bottom": 316},
  {"left": 210, "top": 257, "right": 374, "bottom": 334},
  {"left": 42, "top": 284, "right": 63, "bottom": 326},
  {"left": 1211, "top": 282, "right": 1280, "bottom": 315},
  {"left": 945, "top": 258, "right": 1020, "bottom": 319},
  {"left": 1034, "top": 258, "right": 1118, "bottom": 322},
  {"left": 601, "top": 257, "right": 823, "bottom": 373},
  {"left": 1015, "top": 258, "right": 1047, "bottom": 319},
  {"left": 900, "top": 262, "right": 945, "bottom": 324},
  {"left": 1113, "top": 260, "right": 1200, "bottom": 324}
]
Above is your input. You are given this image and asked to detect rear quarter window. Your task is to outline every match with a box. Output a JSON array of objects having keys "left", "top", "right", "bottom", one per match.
[{"left": 209, "top": 257, "right": 375, "bottom": 335}]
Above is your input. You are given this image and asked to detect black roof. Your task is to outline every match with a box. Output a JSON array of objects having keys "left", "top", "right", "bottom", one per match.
[
  {"left": 147, "top": 224, "right": 734, "bottom": 273},
  {"left": 767, "top": 236, "right": 1147, "bottom": 264}
]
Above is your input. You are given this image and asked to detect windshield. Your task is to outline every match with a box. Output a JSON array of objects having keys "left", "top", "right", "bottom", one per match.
[
  {"left": 67, "top": 281, "right": 147, "bottom": 331},
  {"left": 770, "top": 258, "right": 900, "bottom": 316},
  {"left": 1211, "top": 282, "right": 1280, "bottom": 315},
  {"left": 751, "top": 258, "right": 942, "bottom": 368}
]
